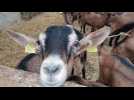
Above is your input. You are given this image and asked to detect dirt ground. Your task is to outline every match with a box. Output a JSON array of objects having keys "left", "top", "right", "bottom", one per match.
[{"left": 0, "top": 12, "right": 99, "bottom": 81}]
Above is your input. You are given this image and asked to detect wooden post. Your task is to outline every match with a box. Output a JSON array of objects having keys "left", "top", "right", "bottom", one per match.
[{"left": 0, "top": 65, "right": 86, "bottom": 87}]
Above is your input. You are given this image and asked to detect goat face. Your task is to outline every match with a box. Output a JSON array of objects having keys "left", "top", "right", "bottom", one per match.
[{"left": 38, "top": 25, "right": 82, "bottom": 87}]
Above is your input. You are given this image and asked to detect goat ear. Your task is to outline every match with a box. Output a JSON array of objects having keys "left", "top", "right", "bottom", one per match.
[
  {"left": 6, "top": 30, "right": 37, "bottom": 47},
  {"left": 73, "top": 26, "right": 112, "bottom": 57},
  {"left": 82, "top": 26, "right": 111, "bottom": 47}
]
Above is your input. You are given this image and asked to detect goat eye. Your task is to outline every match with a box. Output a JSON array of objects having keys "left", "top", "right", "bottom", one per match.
[
  {"left": 36, "top": 40, "right": 42, "bottom": 52},
  {"left": 73, "top": 40, "right": 80, "bottom": 47},
  {"left": 37, "top": 40, "right": 41, "bottom": 45},
  {"left": 36, "top": 45, "right": 43, "bottom": 57},
  {"left": 71, "top": 41, "right": 80, "bottom": 56}
]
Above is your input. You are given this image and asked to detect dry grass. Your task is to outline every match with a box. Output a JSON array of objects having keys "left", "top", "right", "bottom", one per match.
[{"left": 0, "top": 12, "right": 99, "bottom": 81}]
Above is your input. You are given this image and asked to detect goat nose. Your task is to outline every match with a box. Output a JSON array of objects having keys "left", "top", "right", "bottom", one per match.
[
  {"left": 43, "top": 65, "right": 60, "bottom": 74},
  {"left": 51, "top": 66, "right": 60, "bottom": 73}
]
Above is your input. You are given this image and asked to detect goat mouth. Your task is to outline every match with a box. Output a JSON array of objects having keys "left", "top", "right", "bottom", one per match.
[{"left": 41, "top": 81, "right": 64, "bottom": 87}]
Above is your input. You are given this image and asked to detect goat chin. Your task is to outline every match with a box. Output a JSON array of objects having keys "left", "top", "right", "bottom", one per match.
[{"left": 40, "top": 80, "right": 65, "bottom": 87}]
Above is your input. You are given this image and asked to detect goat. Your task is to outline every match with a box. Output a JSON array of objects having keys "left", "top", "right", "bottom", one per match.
[
  {"left": 64, "top": 12, "right": 128, "bottom": 32},
  {"left": 63, "top": 12, "right": 134, "bottom": 87},
  {"left": 98, "top": 46, "right": 134, "bottom": 87},
  {"left": 70, "top": 22, "right": 134, "bottom": 87},
  {"left": 97, "top": 22, "right": 134, "bottom": 87},
  {"left": 107, "top": 12, "right": 134, "bottom": 47},
  {"left": 78, "top": 12, "right": 110, "bottom": 33},
  {"left": 108, "top": 22, "right": 134, "bottom": 63},
  {"left": 108, "top": 12, "right": 134, "bottom": 31},
  {"left": 7, "top": 25, "right": 111, "bottom": 87},
  {"left": 75, "top": 44, "right": 134, "bottom": 87}
]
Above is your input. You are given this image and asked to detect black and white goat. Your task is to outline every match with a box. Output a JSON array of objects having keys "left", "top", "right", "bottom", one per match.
[{"left": 7, "top": 25, "right": 111, "bottom": 87}]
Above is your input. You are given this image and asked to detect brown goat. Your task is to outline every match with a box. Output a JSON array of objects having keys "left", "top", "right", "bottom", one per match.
[
  {"left": 98, "top": 46, "right": 134, "bottom": 87},
  {"left": 108, "top": 12, "right": 134, "bottom": 47},
  {"left": 64, "top": 12, "right": 134, "bottom": 87},
  {"left": 109, "top": 23, "right": 134, "bottom": 63},
  {"left": 67, "top": 39, "right": 134, "bottom": 87},
  {"left": 73, "top": 22, "right": 134, "bottom": 87},
  {"left": 64, "top": 12, "right": 110, "bottom": 33},
  {"left": 78, "top": 12, "right": 110, "bottom": 33},
  {"left": 64, "top": 12, "right": 127, "bottom": 33},
  {"left": 108, "top": 12, "right": 134, "bottom": 31},
  {"left": 98, "top": 22, "right": 134, "bottom": 87}
]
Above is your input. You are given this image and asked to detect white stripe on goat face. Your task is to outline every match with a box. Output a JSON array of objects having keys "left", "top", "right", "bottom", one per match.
[
  {"left": 39, "top": 32, "right": 46, "bottom": 46},
  {"left": 40, "top": 54, "right": 67, "bottom": 87},
  {"left": 67, "top": 25, "right": 78, "bottom": 52}
]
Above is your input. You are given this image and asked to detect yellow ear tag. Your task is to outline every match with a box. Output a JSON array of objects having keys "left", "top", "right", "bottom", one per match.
[
  {"left": 87, "top": 47, "right": 98, "bottom": 53},
  {"left": 25, "top": 42, "right": 36, "bottom": 53}
]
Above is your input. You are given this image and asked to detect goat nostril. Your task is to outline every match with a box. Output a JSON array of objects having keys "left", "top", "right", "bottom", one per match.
[
  {"left": 43, "top": 66, "right": 60, "bottom": 74},
  {"left": 53, "top": 67, "right": 59, "bottom": 73},
  {"left": 43, "top": 67, "right": 49, "bottom": 73}
]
